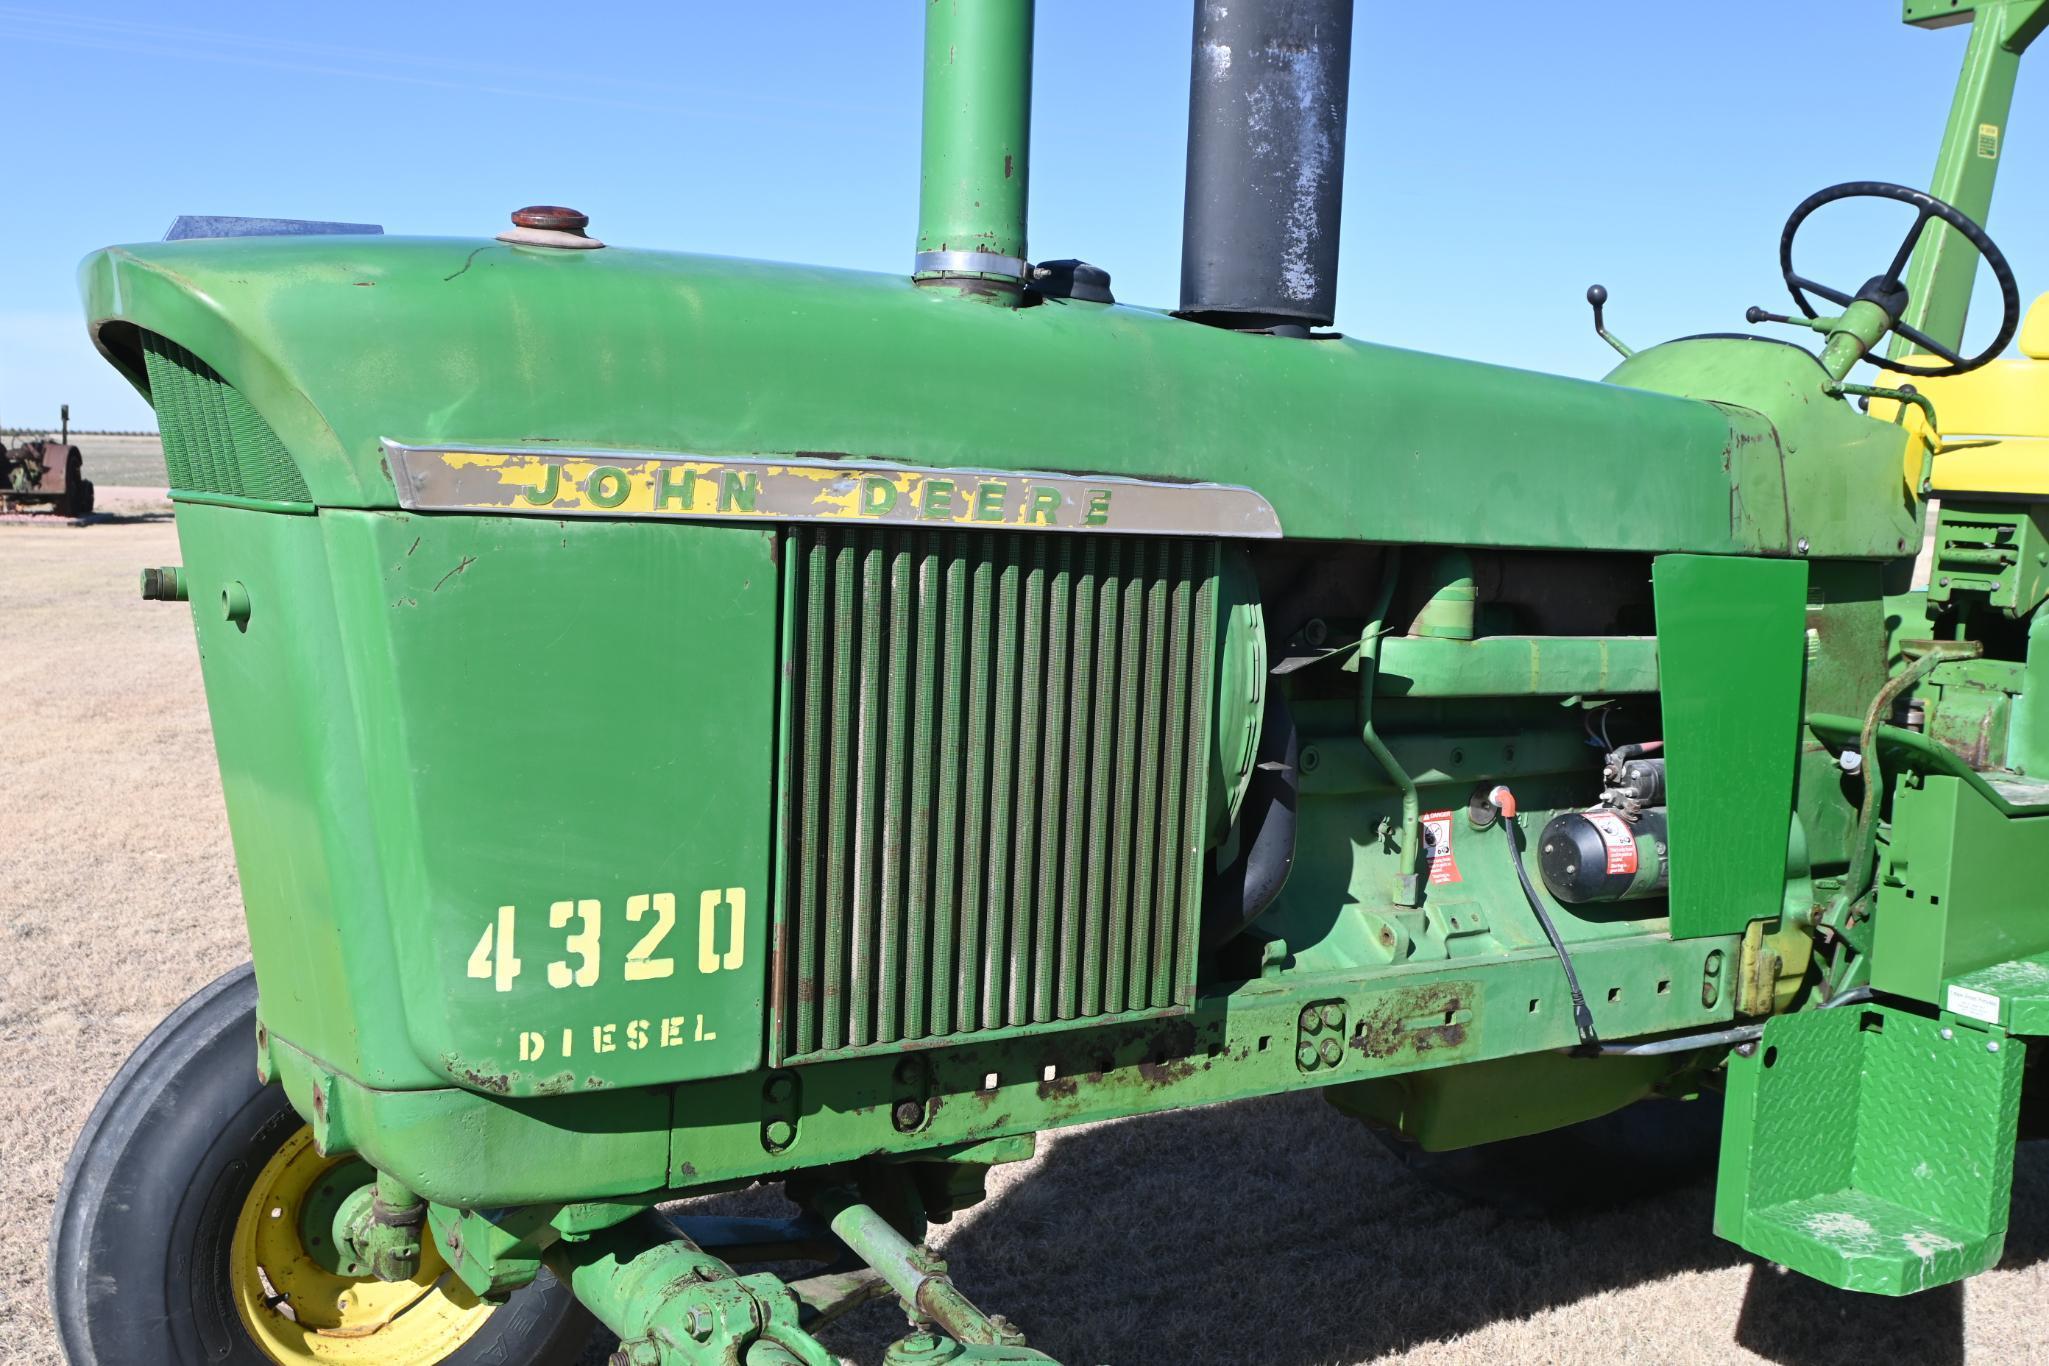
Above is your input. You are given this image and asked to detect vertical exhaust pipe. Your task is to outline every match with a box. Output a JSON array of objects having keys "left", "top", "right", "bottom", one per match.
[
  {"left": 914, "top": 0, "right": 1035, "bottom": 304},
  {"left": 1179, "top": 0, "right": 1355, "bottom": 334}
]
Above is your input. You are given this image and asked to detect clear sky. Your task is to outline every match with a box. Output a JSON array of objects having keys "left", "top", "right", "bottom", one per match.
[{"left": 4, "top": 1, "right": 2044, "bottom": 432}]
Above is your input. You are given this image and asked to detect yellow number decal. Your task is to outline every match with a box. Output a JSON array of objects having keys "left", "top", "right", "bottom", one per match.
[
  {"left": 547, "top": 899, "right": 601, "bottom": 989},
  {"left": 467, "top": 906, "right": 522, "bottom": 992},
  {"left": 624, "top": 893, "right": 677, "bottom": 981},
  {"left": 698, "top": 888, "right": 747, "bottom": 973}
]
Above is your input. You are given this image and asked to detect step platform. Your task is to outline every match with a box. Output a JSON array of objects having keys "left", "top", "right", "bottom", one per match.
[{"left": 1715, "top": 1000, "right": 2024, "bottom": 1294}]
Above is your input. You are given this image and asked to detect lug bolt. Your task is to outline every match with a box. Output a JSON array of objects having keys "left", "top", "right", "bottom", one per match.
[
  {"left": 1300, "top": 1006, "right": 1322, "bottom": 1033},
  {"left": 1319, "top": 1004, "right": 1344, "bottom": 1030},
  {"left": 1318, "top": 1037, "right": 1342, "bottom": 1066},
  {"left": 1296, "top": 1043, "right": 1320, "bottom": 1069}
]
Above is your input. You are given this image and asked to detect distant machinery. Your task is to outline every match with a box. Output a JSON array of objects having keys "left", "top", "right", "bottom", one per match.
[{"left": 4, "top": 403, "right": 93, "bottom": 516}]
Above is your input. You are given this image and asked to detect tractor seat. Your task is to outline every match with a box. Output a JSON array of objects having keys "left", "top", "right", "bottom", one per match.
[{"left": 1918, "top": 291, "right": 2049, "bottom": 499}]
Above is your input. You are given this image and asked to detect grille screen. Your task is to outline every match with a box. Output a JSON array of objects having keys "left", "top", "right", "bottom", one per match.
[
  {"left": 142, "top": 333, "right": 311, "bottom": 503},
  {"left": 776, "top": 526, "right": 1217, "bottom": 1062}
]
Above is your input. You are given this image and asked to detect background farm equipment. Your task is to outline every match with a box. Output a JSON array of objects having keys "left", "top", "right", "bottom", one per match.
[
  {"left": 43, "top": 1, "right": 2049, "bottom": 1363},
  {"left": 4, "top": 404, "right": 92, "bottom": 517}
]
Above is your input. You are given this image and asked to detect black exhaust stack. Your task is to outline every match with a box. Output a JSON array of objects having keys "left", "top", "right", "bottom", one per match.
[{"left": 1179, "top": 0, "right": 1355, "bottom": 335}]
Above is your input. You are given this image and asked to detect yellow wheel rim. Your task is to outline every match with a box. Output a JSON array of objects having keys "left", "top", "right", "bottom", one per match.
[{"left": 229, "top": 1125, "right": 494, "bottom": 1364}]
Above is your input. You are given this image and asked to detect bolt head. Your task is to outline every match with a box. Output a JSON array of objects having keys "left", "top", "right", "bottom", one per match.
[
  {"left": 1797, "top": 537, "right": 1811, "bottom": 555},
  {"left": 1299, "top": 1006, "right": 1322, "bottom": 1033},
  {"left": 893, "top": 1099, "right": 925, "bottom": 1130},
  {"left": 1318, "top": 1037, "right": 1342, "bottom": 1066},
  {"left": 1319, "top": 1003, "right": 1344, "bottom": 1030},
  {"left": 1941, "top": 1027, "right": 1955, "bottom": 1041},
  {"left": 1296, "top": 1042, "right": 1320, "bottom": 1069},
  {"left": 764, "top": 1118, "right": 795, "bottom": 1148},
  {"left": 1989, "top": 1039, "right": 2002, "bottom": 1053}
]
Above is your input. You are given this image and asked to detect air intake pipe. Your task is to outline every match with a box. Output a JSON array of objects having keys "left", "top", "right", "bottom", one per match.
[{"left": 1179, "top": 0, "right": 1355, "bottom": 334}]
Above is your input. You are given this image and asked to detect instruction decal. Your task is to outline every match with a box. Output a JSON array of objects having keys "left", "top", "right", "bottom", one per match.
[
  {"left": 1583, "top": 810, "right": 1639, "bottom": 876},
  {"left": 1421, "top": 810, "right": 1461, "bottom": 885}
]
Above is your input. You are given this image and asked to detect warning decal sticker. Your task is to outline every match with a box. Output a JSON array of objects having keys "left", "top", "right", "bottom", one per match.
[
  {"left": 1421, "top": 810, "right": 1461, "bottom": 885},
  {"left": 1583, "top": 810, "right": 1639, "bottom": 877}
]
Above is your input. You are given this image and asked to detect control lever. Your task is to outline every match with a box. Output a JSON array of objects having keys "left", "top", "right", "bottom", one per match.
[
  {"left": 1586, "top": 284, "right": 1634, "bottom": 359},
  {"left": 1745, "top": 304, "right": 1827, "bottom": 333}
]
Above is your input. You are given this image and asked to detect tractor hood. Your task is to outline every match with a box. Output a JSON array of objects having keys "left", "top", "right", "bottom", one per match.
[{"left": 87, "top": 233, "right": 1787, "bottom": 553}]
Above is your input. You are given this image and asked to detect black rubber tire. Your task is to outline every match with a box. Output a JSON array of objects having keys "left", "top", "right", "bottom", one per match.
[
  {"left": 49, "top": 962, "right": 596, "bottom": 1364},
  {"left": 1378, "top": 1095, "right": 1725, "bottom": 1218}
]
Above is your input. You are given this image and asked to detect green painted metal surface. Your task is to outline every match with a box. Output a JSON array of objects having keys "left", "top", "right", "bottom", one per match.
[
  {"left": 1716, "top": 1003, "right": 2023, "bottom": 1294},
  {"left": 176, "top": 496, "right": 781, "bottom": 1096},
  {"left": 1373, "top": 633, "right": 1659, "bottom": 697},
  {"left": 1947, "top": 951, "right": 2049, "bottom": 1032},
  {"left": 265, "top": 927, "right": 1736, "bottom": 1206},
  {"left": 1606, "top": 339, "right": 1923, "bottom": 560},
  {"left": 916, "top": 0, "right": 1033, "bottom": 277},
  {"left": 85, "top": 240, "right": 1876, "bottom": 556},
  {"left": 1874, "top": 773, "right": 2049, "bottom": 1005},
  {"left": 1653, "top": 555, "right": 1811, "bottom": 939}
]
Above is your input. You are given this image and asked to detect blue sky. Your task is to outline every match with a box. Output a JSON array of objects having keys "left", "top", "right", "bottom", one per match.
[{"left": 3, "top": 1, "right": 2044, "bottom": 432}]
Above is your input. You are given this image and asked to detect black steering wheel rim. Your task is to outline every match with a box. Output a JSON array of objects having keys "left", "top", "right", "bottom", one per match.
[{"left": 1779, "top": 180, "right": 2021, "bottom": 377}]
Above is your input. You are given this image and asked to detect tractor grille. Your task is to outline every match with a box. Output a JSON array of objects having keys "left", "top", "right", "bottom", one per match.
[
  {"left": 776, "top": 526, "right": 1217, "bottom": 1063},
  {"left": 141, "top": 333, "right": 311, "bottom": 503}
]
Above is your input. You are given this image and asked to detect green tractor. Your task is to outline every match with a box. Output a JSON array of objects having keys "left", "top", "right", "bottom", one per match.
[{"left": 47, "top": 1, "right": 2049, "bottom": 1362}]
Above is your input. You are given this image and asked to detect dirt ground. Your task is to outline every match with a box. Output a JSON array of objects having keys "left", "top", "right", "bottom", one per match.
[{"left": 5, "top": 504, "right": 2046, "bottom": 1366}]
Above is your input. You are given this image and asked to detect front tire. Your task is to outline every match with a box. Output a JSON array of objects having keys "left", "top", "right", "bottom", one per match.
[{"left": 50, "top": 962, "right": 595, "bottom": 1364}]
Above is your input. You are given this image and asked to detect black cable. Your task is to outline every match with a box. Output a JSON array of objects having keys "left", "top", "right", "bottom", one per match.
[{"left": 1500, "top": 811, "right": 1600, "bottom": 1053}]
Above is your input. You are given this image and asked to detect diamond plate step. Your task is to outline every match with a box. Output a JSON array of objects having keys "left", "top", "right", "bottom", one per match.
[{"left": 1715, "top": 1002, "right": 2024, "bottom": 1295}]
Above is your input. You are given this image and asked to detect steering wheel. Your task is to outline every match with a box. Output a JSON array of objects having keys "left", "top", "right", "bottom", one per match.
[{"left": 1779, "top": 180, "right": 2021, "bottom": 377}]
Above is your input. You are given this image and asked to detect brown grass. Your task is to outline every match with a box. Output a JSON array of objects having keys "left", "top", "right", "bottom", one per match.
[{"left": 5, "top": 507, "right": 2045, "bottom": 1365}]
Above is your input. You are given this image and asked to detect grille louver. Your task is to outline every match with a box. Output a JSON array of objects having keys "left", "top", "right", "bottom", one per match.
[
  {"left": 776, "top": 526, "right": 1217, "bottom": 1062},
  {"left": 141, "top": 333, "right": 311, "bottom": 503}
]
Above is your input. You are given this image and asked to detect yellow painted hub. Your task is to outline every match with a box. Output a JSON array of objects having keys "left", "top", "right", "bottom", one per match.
[{"left": 230, "top": 1125, "right": 494, "bottom": 1364}]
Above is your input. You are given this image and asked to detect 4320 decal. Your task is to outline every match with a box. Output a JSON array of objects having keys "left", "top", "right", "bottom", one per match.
[{"left": 466, "top": 888, "right": 747, "bottom": 993}]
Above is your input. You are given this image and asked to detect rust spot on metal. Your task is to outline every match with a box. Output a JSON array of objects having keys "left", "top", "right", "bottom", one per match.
[
  {"left": 1137, "top": 1056, "right": 1197, "bottom": 1087},
  {"left": 443, "top": 1054, "right": 514, "bottom": 1093},
  {"left": 1035, "top": 1074, "right": 1078, "bottom": 1102},
  {"left": 1347, "top": 982, "right": 1476, "bottom": 1061},
  {"left": 1004, "top": 154, "right": 1013, "bottom": 179}
]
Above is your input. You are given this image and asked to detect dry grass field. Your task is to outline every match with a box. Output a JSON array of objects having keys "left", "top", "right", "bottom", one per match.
[{"left": 5, "top": 501, "right": 2046, "bottom": 1365}]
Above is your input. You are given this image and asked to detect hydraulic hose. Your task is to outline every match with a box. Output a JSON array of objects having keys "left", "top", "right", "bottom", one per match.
[
  {"left": 1821, "top": 643, "right": 1979, "bottom": 948},
  {"left": 1488, "top": 786, "right": 1599, "bottom": 1052}
]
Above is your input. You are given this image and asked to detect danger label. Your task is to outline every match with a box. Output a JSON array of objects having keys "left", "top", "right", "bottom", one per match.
[
  {"left": 1421, "top": 810, "right": 1461, "bottom": 885},
  {"left": 1583, "top": 810, "right": 1639, "bottom": 877}
]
